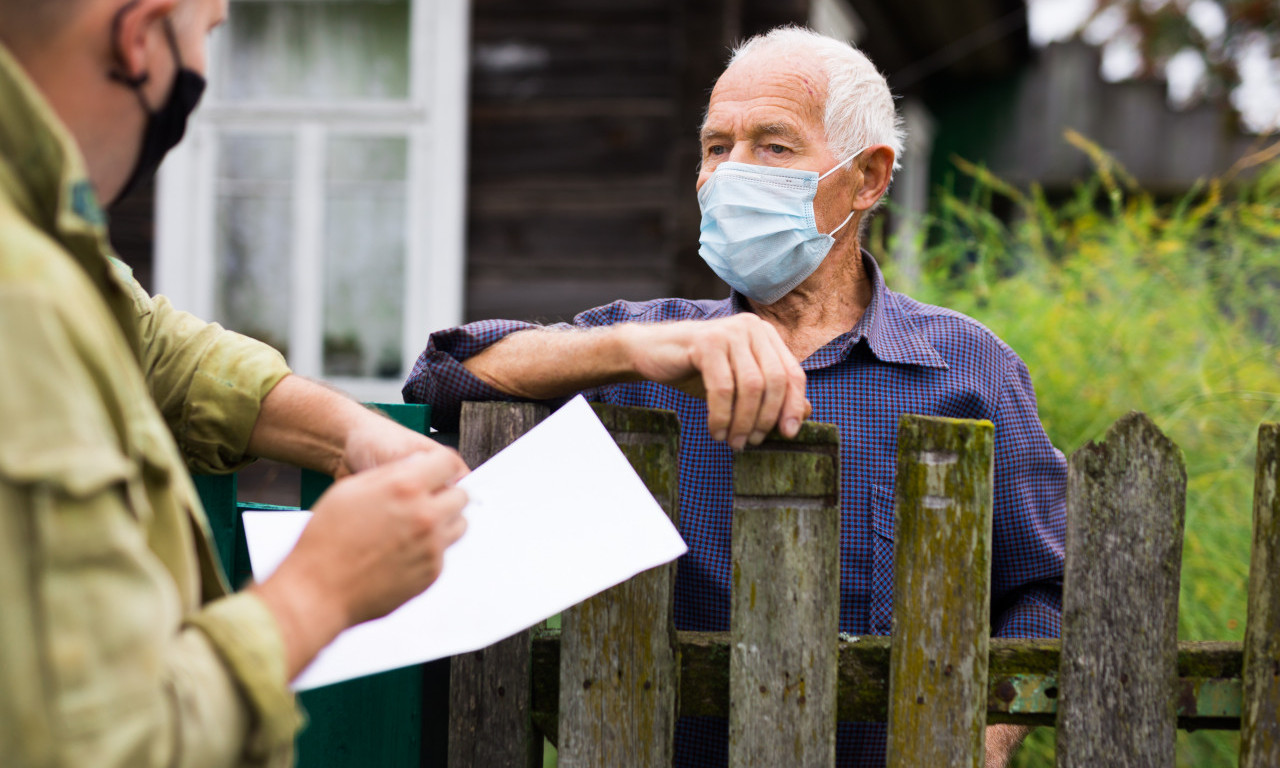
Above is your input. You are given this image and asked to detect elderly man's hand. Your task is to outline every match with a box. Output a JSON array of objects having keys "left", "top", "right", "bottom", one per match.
[{"left": 620, "top": 314, "right": 810, "bottom": 449}]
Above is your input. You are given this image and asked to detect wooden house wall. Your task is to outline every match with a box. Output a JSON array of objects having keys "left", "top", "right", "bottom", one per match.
[
  {"left": 108, "top": 177, "right": 155, "bottom": 293},
  {"left": 464, "top": 0, "right": 811, "bottom": 324},
  {"left": 108, "top": 0, "right": 815, "bottom": 327}
]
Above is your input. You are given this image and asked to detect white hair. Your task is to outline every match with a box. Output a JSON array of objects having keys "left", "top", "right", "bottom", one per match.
[{"left": 727, "top": 27, "right": 905, "bottom": 171}]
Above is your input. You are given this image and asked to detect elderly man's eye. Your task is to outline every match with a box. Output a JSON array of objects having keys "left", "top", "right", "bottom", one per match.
[
  {"left": 768, "top": 144, "right": 788, "bottom": 154},
  {"left": 707, "top": 145, "right": 727, "bottom": 156}
]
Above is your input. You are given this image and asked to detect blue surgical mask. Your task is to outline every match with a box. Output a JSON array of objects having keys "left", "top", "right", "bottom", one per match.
[{"left": 697, "top": 150, "right": 864, "bottom": 305}]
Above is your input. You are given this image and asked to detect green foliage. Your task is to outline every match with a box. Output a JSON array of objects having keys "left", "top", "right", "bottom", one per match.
[{"left": 876, "top": 140, "right": 1280, "bottom": 768}]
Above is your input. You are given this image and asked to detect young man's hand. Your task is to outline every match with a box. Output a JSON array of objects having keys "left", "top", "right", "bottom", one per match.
[
  {"left": 253, "top": 450, "right": 468, "bottom": 678},
  {"left": 335, "top": 408, "right": 468, "bottom": 480}
]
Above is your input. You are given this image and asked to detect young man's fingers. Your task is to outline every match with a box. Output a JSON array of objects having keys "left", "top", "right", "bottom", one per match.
[{"left": 379, "top": 449, "right": 464, "bottom": 492}]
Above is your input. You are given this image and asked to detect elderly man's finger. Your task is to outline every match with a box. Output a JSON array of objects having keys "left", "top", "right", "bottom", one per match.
[
  {"left": 697, "top": 344, "right": 736, "bottom": 443},
  {"left": 760, "top": 324, "right": 808, "bottom": 438},
  {"left": 726, "top": 335, "right": 766, "bottom": 450},
  {"left": 748, "top": 329, "right": 791, "bottom": 444}
]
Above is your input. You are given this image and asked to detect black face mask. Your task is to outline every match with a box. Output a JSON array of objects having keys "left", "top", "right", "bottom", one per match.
[{"left": 109, "top": 17, "right": 206, "bottom": 205}]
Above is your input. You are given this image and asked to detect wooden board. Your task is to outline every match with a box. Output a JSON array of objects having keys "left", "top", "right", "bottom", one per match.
[
  {"left": 729, "top": 423, "right": 841, "bottom": 768},
  {"left": 886, "top": 416, "right": 995, "bottom": 768},
  {"left": 1240, "top": 422, "right": 1280, "bottom": 767},
  {"left": 449, "top": 402, "right": 550, "bottom": 768},
  {"left": 1056, "top": 412, "right": 1186, "bottom": 768}
]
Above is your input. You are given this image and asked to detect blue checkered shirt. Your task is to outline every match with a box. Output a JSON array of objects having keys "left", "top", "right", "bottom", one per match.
[{"left": 404, "top": 251, "right": 1066, "bottom": 767}]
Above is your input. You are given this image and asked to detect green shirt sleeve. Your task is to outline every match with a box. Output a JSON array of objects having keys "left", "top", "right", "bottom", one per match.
[{"left": 125, "top": 275, "right": 293, "bottom": 475}]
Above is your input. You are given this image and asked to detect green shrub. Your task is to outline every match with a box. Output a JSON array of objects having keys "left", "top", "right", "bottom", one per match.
[{"left": 874, "top": 137, "right": 1280, "bottom": 767}]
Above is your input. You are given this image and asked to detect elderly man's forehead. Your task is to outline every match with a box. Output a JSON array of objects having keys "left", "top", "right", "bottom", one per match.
[
  {"left": 721, "top": 45, "right": 827, "bottom": 91},
  {"left": 706, "top": 48, "right": 829, "bottom": 129}
]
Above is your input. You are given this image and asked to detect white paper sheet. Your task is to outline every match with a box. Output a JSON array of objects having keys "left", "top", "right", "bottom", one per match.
[{"left": 243, "top": 395, "right": 688, "bottom": 691}]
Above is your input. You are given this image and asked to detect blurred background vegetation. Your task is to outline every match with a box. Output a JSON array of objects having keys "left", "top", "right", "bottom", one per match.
[{"left": 871, "top": 133, "right": 1280, "bottom": 767}]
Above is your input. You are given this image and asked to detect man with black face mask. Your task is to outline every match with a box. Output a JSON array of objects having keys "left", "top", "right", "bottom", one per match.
[{"left": 0, "top": 2, "right": 471, "bottom": 766}]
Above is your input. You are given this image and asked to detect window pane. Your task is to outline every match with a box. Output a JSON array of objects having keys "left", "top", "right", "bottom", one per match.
[
  {"left": 215, "top": 134, "right": 294, "bottom": 357},
  {"left": 220, "top": 1, "right": 411, "bottom": 101},
  {"left": 322, "top": 136, "right": 408, "bottom": 379}
]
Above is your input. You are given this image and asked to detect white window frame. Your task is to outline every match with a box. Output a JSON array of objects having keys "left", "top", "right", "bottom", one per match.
[{"left": 156, "top": 0, "right": 470, "bottom": 404}]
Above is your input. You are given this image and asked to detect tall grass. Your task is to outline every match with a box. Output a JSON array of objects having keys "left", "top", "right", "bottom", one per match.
[{"left": 873, "top": 136, "right": 1280, "bottom": 767}]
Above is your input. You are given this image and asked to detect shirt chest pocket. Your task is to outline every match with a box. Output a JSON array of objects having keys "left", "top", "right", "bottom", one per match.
[
  {"left": 869, "top": 483, "right": 896, "bottom": 635},
  {"left": 3, "top": 430, "right": 182, "bottom": 735}
]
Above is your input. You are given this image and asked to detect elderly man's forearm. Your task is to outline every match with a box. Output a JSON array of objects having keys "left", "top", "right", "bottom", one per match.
[{"left": 463, "top": 326, "right": 640, "bottom": 399}]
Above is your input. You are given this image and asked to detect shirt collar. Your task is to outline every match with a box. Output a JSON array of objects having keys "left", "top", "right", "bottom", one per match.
[
  {"left": 0, "top": 44, "right": 109, "bottom": 236},
  {"left": 729, "top": 249, "right": 949, "bottom": 371},
  {"left": 0, "top": 43, "right": 141, "bottom": 360}
]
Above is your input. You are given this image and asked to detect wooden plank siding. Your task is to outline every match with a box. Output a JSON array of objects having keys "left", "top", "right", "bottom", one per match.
[
  {"left": 465, "top": 0, "right": 813, "bottom": 323},
  {"left": 107, "top": 176, "right": 156, "bottom": 293}
]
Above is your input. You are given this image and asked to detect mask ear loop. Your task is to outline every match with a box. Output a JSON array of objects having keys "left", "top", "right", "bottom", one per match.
[
  {"left": 828, "top": 209, "right": 857, "bottom": 236},
  {"left": 818, "top": 146, "right": 869, "bottom": 236},
  {"left": 107, "top": 0, "right": 152, "bottom": 117},
  {"left": 817, "top": 145, "right": 869, "bottom": 181},
  {"left": 107, "top": 6, "right": 184, "bottom": 113}
]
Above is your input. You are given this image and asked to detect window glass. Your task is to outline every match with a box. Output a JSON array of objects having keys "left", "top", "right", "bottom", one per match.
[
  {"left": 219, "top": 0, "right": 411, "bottom": 101},
  {"left": 215, "top": 134, "right": 294, "bottom": 356},
  {"left": 322, "top": 136, "right": 408, "bottom": 378}
]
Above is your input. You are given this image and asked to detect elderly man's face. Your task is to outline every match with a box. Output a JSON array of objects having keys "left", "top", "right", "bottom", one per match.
[{"left": 698, "top": 48, "right": 855, "bottom": 234}]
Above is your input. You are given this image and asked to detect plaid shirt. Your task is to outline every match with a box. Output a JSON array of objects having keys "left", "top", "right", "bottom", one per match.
[{"left": 404, "top": 251, "right": 1066, "bottom": 767}]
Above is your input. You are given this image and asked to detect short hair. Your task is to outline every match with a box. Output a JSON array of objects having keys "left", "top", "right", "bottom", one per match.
[
  {"left": 0, "top": 0, "right": 87, "bottom": 49},
  {"left": 727, "top": 27, "right": 905, "bottom": 171}
]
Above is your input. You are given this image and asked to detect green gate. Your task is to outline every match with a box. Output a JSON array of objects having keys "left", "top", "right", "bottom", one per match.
[{"left": 194, "top": 403, "right": 450, "bottom": 767}]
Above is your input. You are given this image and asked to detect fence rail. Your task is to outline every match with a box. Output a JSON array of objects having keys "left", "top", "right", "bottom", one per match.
[{"left": 446, "top": 402, "right": 1279, "bottom": 767}]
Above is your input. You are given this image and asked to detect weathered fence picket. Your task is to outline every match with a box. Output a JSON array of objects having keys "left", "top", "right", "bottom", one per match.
[
  {"left": 435, "top": 401, "right": 1274, "bottom": 768},
  {"left": 449, "top": 402, "right": 549, "bottom": 768},
  {"left": 557, "top": 405, "right": 681, "bottom": 768},
  {"left": 729, "top": 423, "right": 841, "bottom": 768},
  {"left": 1057, "top": 412, "right": 1187, "bottom": 768},
  {"left": 887, "top": 416, "right": 994, "bottom": 768},
  {"left": 1240, "top": 423, "right": 1280, "bottom": 767}
]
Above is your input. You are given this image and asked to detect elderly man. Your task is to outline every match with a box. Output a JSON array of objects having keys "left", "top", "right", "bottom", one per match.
[
  {"left": 0, "top": 1, "right": 470, "bottom": 766},
  {"left": 406, "top": 27, "right": 1064, "bottom": 768}
]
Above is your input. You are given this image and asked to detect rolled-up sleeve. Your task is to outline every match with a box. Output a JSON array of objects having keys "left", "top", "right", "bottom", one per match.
[
  {"left": 126, "top": 278, "right": 292, "bottom": 475},
  {"left": 402, "top": 300, "right": 663, "bottom": 429},
  {"left": 185, "top": 592, "right": 304, "bottom": 760},
  {"left": 989, "top": 354, "right": 1068, "bottom": 638},
  {"left": 402, "top": 318, "right": 555, "bottom": 429}
]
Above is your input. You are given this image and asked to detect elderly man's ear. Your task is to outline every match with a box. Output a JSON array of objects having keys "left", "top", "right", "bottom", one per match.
[{"left": 850, "top": 145, "right": 896, "bottom": 213}]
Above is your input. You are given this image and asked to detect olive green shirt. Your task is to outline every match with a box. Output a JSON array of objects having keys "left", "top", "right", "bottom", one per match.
[{"left": 0, "top": 45, "right": 302, "bottom": 767}]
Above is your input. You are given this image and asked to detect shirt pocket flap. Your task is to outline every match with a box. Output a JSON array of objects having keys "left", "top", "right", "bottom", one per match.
[
  {"left": 870, "top": 483, "right": 895, "bottom": 540},
  {"left": 0, "top": 439, "right": 132, "bottom": 499}
]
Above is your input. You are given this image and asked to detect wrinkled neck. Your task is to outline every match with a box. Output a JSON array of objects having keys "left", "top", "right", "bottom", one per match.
[{"left": 751, "top": 240, "right": 871, "bottom": 360}]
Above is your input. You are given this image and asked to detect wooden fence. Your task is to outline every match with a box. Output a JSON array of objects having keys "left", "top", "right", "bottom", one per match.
[{"left": 446, "top": 402, "right": 1280, "bottom": 767}]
